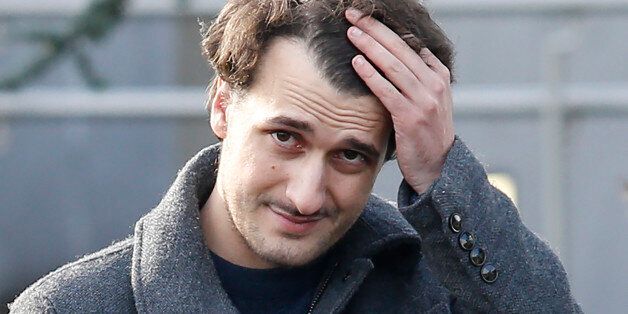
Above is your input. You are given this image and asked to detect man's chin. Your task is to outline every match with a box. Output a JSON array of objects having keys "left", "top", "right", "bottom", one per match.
[{"left": 250, "top": 237, "right": 330, "bottom": 267}]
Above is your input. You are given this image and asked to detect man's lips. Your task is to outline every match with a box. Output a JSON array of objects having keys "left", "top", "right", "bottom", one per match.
[
  {"left": 276, "top": 211, "right": 323, "bottom": 223},
  {"left": 267, "top": 204, "right": 325, "bottom": 234},
  {"left": 267, "top": 203, "right": 326, "bottom": 222}
]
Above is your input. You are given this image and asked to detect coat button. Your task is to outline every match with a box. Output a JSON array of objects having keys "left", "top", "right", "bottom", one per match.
[
  {"left": 449, "top": 213, "right": 462, "bottom": 233},
  {"left": 469, "top": 247, "right": 486, "bottom": 266},
  {"left": 343, "top": 271, "right": 351, "bottom": 282},
  {"left": 481, "top": 264, "right": 498, "bottom": 283},
  {"left": 458, "top": 232, "right": 475, "bottom": 251}
]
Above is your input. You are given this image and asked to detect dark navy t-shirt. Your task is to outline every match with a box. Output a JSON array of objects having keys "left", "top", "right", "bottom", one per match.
[{"left": 210, "top": 252, "right": 328, "bottom": 314}]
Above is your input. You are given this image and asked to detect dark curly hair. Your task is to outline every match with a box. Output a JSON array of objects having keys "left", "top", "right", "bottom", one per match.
[{"left": 200, "top": 0, "right": 454, "bottom": 160}]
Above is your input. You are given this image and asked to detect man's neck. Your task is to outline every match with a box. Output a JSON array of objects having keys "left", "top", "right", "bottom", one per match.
[{"left": 200, "top": 179, "right": 277, "bottom": 269}]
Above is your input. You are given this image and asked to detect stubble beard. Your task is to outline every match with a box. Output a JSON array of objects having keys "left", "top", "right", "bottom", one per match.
[{"left": 221, "top": 186, "right": 342, "bottom": 267}]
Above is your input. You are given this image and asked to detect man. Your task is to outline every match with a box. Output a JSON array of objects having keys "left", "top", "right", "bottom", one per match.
[{"left": 11, "top": 0, "right": 581, "bottom": 312}]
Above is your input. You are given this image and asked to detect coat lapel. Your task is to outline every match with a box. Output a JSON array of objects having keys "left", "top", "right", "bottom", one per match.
[
  {"left": 307, "top": 196, "right": 422, "bottom": 314},
  {"left": 131, "top": 144, "right": 238, "bottom": 313}
]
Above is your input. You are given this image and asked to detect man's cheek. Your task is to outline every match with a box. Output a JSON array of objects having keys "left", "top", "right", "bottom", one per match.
[{"left": 334, "top": 178, "right": 373, "bottom": 210}]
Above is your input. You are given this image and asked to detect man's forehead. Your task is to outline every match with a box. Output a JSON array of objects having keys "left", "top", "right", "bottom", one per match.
[
  {"left": 248, "top": 39, "right": 388, "bottom": 119},
  {"left": 255, "top": 77, "right": 389, "bottom": 132}
]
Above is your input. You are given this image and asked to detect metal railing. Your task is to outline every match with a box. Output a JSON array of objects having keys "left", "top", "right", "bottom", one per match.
[
  {"left": 1, "top": 84, "right": 628, "bottom": 118},
  {"left": 3, "top": 0, "right": 628, "bottom": 16}
]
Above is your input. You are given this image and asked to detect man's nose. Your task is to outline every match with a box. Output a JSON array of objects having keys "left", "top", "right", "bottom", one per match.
[{"left": 285, "top": 157, "right": 327, "bottom": 216}]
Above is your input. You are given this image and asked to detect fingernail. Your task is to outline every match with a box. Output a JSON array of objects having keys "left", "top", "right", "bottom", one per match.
[
  {"left": 346, "top": 7, "right": 360, "bottom": 20},
  {"left": 353, "top": 55, "right": 365, "bottom": 66},
  {"left": 350, "top": 26, "right": 362, "bottom": 37}
]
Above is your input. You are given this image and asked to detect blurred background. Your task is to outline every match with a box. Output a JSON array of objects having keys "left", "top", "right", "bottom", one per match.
[{"left": 1, "top": 0, "right": 627, "bottom": 312}]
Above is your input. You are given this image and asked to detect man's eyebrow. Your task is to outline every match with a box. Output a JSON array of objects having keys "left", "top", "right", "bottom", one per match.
[
  {"left": 342, "top": 137, "right": 381, "bottom": 160},
  {"left": 267, "top": 116, "right": 313, "bottom": 133}
]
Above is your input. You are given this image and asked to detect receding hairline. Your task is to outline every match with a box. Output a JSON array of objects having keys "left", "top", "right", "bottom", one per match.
[{"left": 237, "top": 35, "right": 372, "bottom": 98}]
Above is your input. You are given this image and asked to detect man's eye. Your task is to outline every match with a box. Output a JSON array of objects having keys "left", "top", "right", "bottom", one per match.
[
  {"left": 271, "top": 131, "right": 299, "bottom": 147},
  {"left": 340, "top": 150, "right": 365, "bottom": 163},
  {"left": 273, "top": 131, "right": 292, "bottom": 142}
]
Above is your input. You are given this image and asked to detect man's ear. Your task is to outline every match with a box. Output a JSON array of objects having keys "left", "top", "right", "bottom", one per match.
[{"left": 207, "top": 78, "right": 232, "bottom": 140}]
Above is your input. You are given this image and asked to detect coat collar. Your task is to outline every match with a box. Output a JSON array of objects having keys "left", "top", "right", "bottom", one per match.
[{"left": 131, "top": 143, "right": 421, "bottom": 312}]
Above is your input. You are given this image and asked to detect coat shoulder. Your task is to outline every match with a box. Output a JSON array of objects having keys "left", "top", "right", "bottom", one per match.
[
  {"left": 368, "top": 193, "right": 398, "bottom": 210},
  {"left": 9, "top": 237, "right": 136, "bottom": 313}
]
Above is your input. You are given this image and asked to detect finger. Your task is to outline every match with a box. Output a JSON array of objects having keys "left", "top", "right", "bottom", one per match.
[
  {"left": 345, "top": 8, "right": 439, "bottom": 84},
  {"left": 347, "top": 26, "right": 423, "bottom": 98},
  {"left": 352, "top": 55, "right": 415, "bottom": 115},
  {"left": 420, "top": 48, "right": 451, "bottom": 83}
]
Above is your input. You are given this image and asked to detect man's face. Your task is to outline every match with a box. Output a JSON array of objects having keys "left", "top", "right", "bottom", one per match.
[{"left": 213, "top": 38, "right": 391, "bottom": 267}]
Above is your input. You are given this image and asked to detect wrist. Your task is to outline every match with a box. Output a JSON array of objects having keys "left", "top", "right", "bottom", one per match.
[
  {"left": 411, "top": 177, "right": 437, "bottom": 194},
  {"left": 407, "top": 168, "right": 439, "bottom": 194}
]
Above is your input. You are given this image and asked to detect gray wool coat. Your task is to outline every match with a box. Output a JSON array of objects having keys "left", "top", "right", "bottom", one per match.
[{"left": 9, "top": 138, "right": 582, "bottom": 313}]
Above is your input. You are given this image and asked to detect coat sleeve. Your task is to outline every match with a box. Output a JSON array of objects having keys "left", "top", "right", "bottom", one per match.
[{"left": 398, "top": 137, "right": 582, "bottom": 313}]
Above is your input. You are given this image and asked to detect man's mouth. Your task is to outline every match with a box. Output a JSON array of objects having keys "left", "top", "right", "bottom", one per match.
[{"left": 266, "top": 204, "right": 324, "bottom": 235}]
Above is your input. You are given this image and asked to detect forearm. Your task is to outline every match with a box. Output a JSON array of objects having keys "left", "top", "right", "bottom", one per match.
[{"left": 398, "top": 137, "right": 582, "bottom": 312}]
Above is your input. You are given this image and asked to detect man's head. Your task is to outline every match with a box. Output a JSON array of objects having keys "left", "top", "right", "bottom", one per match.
[
  {"left": 202, "top": 0, "right": 454, "bottom": 160},
  {"left": 201, "top": 0, "right": 453, "bottom": 267}
]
